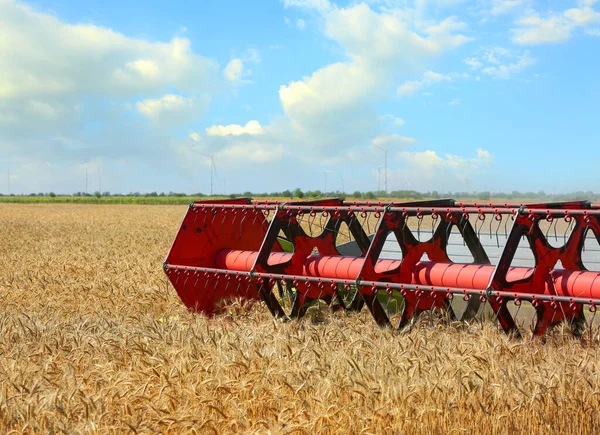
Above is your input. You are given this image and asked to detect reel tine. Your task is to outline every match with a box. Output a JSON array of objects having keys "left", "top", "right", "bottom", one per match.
[
  {"left": 588, "top": 304, "right": 597, "bottom": 343},
  {"left": 494, "top": 214, "right": 502, "bottom": 248}
]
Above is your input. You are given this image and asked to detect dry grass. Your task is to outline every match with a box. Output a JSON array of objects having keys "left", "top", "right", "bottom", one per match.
[{"left": 2, "top": 204, "right": 600, "bottom": 434}]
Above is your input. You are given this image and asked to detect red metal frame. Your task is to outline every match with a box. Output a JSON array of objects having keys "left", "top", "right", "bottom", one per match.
[{"left": 164, "top": 198, "right": 600, "bottom": 338}]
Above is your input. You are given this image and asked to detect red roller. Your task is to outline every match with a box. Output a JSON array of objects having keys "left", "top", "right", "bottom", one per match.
[{"left": 215, "top": 249, "right": 600, "bottom": 300}]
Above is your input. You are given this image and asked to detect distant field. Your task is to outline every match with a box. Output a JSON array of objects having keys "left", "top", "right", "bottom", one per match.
[
  {"left": 2, "top": 203, "right": 600, "bottom": 433},
  {"left": 0, "top": 195, "right": 217, "bottom": 205},
  {"left": 1, "top": 195, "right": 588, "bottom": 205}
]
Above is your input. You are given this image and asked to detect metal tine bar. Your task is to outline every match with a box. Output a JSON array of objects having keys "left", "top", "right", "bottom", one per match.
[
  {"left": 190, "top": 202, "right": 600, "bottom": 217},
  {"left": 167, "top": 264, "right": 600, "bottom": 307},
  {"left": 564, "top": 217, "right": 574, "bottom": 246}
]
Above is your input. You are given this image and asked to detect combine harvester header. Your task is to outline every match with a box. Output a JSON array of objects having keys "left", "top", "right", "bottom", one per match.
[{"left": 164, "top": 198, "right": 600, "bottom": 338}]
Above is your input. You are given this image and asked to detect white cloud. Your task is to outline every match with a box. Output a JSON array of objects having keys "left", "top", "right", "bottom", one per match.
[
  {"left": 0, "top": 1, "right": 221, "bottom": 101},
  {"left": 490, "top": 0, "right": 525, "bottom": 16},
  {"left": 398, "top": 148, "right": 492, "bottom": 172},
  {"left": 136, "top": 94, "right": 203, "bottom": 125},
  {"left": 481, "top": 51, "right": 535, "bottom": 79},
  {"left": 223, "top": 59, "right": 245, "bottom": 82},
  {"left": 205, "top": 120, "right": 264, "bottom": 136},
  {"left": 564, "top": 6, "right": 600, "bottom": 25},
  {"left": 397, "top": 80, "right": 423, "bottom": 96},
  {"left": 274, "top": 2, "right": 470, "bottom": 157},
  {"left": 387, "top": 148, "right": 493, "bottom": 191},
  {"left": 0, "top": 0, "right": 226, "bottom": 163},
  {"left": 296, "top": 18, "right": 306, "bottom": 30},
  {"left": 26, "top": 100, "right": 63, "bottom": 121},
  {"left": 282, "top": 0, "right": 332, "bottom": 13},
  {"left": 464, "top": 47, "right": 536, "bottom": 80},
  {"left": 464, "top": 57, "right": 483, "bottom": 69},
  {"left": 323, "top": 5, "right": 471, "bottom": 66},
  {"left": 449, "top": 98, "right": 461, "bottom": 105},
  {"left": 397, "top": 70, "right": 451, "bottom": 96},
  {"left": 512, "top": 4, "right": 600, "bottom": 44},
  {"left": 381, "top": 114, "right": 405, "bottom": 128},
  {"left": 220, "top": 141, "right": 285, "bottom": 163},
  {"left": 512, "top": 15, "right": 573, "bottom": 44},
  {"left": 176, "top": 124, "right": 285, "bottom": 167},
  {"left": 222, "top": 49, "right": 261, "bottom": 83},
  {"left": 372, "top": 134, "right": 417, "bottom": 150}
]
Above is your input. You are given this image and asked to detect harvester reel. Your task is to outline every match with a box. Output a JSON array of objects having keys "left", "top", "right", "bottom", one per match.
[{"left": 164, "top": 198, "right": 600, "bottom": 339}]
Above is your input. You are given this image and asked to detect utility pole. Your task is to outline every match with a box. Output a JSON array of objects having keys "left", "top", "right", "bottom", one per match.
[
  {"left": 98, "top": 163, "right": 102, "bottom": 194},
  {"left": 374, "top": 144, "right": 396, "bottom": 194},
  {"left": 377, "top": 166, "right": 382, "bottom": 192},
  {"left": 324, "top": 170, "right": 333, "bottom": 194},
  {"left": 199, "top": 153, "right": 217, "bottom": 196},
  {"left": 81, "top": 159, "right": 88, "bottom": 195}
]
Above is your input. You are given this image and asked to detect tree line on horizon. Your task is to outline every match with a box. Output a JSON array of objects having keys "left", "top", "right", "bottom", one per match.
[{"left": 1, "top": 189, "right": 599, "bottom": 202}]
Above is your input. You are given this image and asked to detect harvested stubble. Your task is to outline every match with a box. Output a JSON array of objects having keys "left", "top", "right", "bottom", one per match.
[{"left": 2, "top": 204, "right": 600, "bottom": 434}]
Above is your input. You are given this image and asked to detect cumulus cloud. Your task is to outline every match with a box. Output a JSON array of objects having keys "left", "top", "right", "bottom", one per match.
[
  {"left": 490, "top": 0, "right": 525, "bottom": 16},
  {"left": 381, "top": 115, "right": 405, "bottom": 127},
  {"left": 223, "top": 59, "right": 246, "bottom": 82},
  {"left": 463, "top": 47, "right": 536, "bottom": 79},
  {"left": 282, "top": 0, "right": 332, "bottom": 13},
  {"left": 279, "top": 2, "right": 471, "bottom": 155},
  {"left": 397, "top": 70, "right": 452, "bottom": 96},
  {"left": 136, "top": 94, "right": 209, "bottom": 126},
  {"left": 512, "top": 2, "right": 600, "bottom": 44},
  {"left": 387, "top": 148, "right": 493, "bottom": 191},
  {"left": 205, "top": 120, "right": 264, "bottom": 136},
  {"left": 0, "top": 2, "right": 221, "bottom": 101},
  {"left": 176, "top": 125, "right": 285, "bottom": 167},
  {"left": 372, "top": 134, "right": 417, "bottom": 148},
  {"left": 222, "top": 49, "right": 261, "bottom": 83},
  {"left": 0, "top": 0, "right": 224, "bottom": 162}
]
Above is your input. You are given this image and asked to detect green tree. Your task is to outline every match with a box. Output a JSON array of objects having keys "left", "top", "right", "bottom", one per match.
[{"left": 477, "top": 191, "right": 491, "bottom": 201}]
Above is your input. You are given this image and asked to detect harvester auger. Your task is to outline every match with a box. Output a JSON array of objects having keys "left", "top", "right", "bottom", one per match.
[{"left": 164, "top": 198, "right": 600, "bottom": 338}]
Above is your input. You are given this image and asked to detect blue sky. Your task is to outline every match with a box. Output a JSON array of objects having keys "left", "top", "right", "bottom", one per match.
[{"left": 1, "top": 0, "right": 599, "bottom": 195}]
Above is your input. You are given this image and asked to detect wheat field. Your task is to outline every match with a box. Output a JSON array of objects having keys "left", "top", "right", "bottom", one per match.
[{"left": 1, "top": 204, "right": 600, "bottom": 434}]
